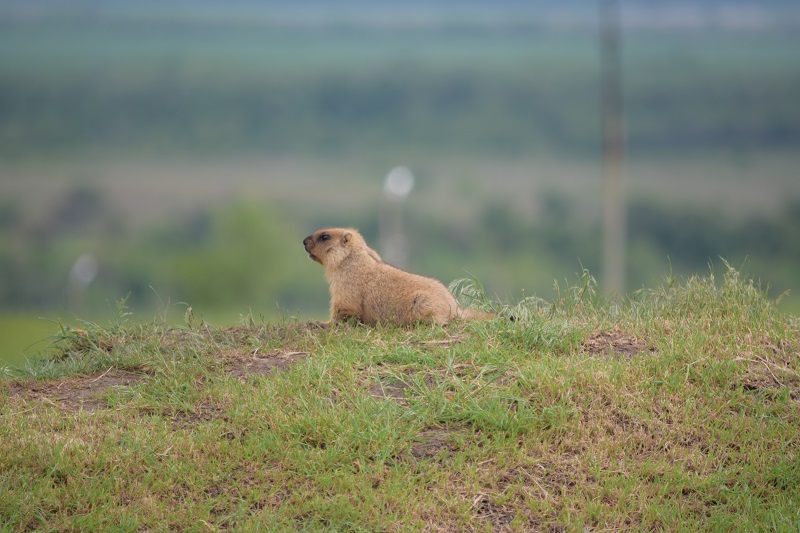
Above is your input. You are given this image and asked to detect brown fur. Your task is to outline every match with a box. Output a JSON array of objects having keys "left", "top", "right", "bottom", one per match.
[{"left": 303, "top": 227, "right": 489, "bottom": 325}]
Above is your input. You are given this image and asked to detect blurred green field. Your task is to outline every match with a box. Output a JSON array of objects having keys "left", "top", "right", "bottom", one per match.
[
  {"left": 1, "top": 7, "right": 797, "bottom": 74},
  {"left": 1, "top": 8, "right": 798, "bottom": 158},
  {"left": 0, "top": 315, "right": 59, "bottom": 368}
]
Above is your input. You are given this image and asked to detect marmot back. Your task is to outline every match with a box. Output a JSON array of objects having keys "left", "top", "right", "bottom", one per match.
[{"left": 303, "top": 227, "right": 484, "bottom": 325}]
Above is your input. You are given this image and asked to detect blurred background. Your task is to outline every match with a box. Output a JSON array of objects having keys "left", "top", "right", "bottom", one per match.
[{"left": 1, "top": 0, "right": 799, "bottom": 366}]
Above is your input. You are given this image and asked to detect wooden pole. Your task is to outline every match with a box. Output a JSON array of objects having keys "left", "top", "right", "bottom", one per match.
[{"left": 600, "top": 0, "right": 625, "bottom": 298}]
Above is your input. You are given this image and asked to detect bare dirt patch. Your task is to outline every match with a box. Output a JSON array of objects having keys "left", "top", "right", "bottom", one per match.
[
  {"left": 411, "top": 334, "right": 464, "bottom": 349},
  {"left": 224, "top": 349, "right": 309, "bottom": 381},
  {"left": 582, "top": 328, "right": 654, "bottom": 359},
  {"left": 6, "top": 368, "right": 143, "bottom": 412},
  {"left": 735, "top": 335, "right": 800, "bottom": 400},
  {"left": 409, "top": 427, "right": 467, "bottom": 460},
  {"left": 368, "top": 377, "right": 412, "bottom": 404},
  {"left": 738, "top": 355, "right": 800, "bottom": 401},
  {"left": 472, "top": 494, "right": 516, "bottom": 530},
  {"left": 368, "top": 371, "right": 439, "bottom": 405},
  {"left": 171, "top": 403, "right": 230, "bottom": 430}
]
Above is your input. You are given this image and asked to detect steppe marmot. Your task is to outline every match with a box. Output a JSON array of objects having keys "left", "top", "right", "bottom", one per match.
[{"left": 303, "top": 227, "right": 489, "bottom": 325}]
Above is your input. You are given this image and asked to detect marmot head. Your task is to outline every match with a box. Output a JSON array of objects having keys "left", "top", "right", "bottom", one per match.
[{"left": 303, "top": 228, "right": 367, "bottom": 271}]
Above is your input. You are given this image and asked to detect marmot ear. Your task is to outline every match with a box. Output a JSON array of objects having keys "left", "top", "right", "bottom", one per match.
[{"left": 342, "top": 232, "right": 352, "bottom": 244}]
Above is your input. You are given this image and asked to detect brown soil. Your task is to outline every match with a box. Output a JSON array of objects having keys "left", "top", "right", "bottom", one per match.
[
  {"left": 412, "top": 334, "right": 464, "bottom": 349},
  {"left": 582, "top": 328, "right": 654, "bottom": 359},
  {"left": 6, "top": 368, "right": 143, "bottom": 412},
  {"left": 739, "top": 336, "right": 800, "bottom": 400},
  {"left": 367, "top": 378, "right": 411, "bottom": 404},
  {"left": 409, "top": 427, "right": 466, "bottom": 460},
  {"left": 472, "top": 494, "right": 516, "bottom": 530},
  {"left": 224, "top": 349, "right": 309, "bottom": 381}
]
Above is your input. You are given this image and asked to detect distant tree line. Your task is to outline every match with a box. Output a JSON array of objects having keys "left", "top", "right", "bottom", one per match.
[
  {"left": 1, "top": 64, "right": 798, "bottom": 158},
  {"left": 1, "top": 186, "right": 798, "bottom": 315}
]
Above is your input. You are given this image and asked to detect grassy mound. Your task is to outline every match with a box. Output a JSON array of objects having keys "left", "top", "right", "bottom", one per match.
[{"left": 2, "top": 268, "right": 798, "bottom": 531}]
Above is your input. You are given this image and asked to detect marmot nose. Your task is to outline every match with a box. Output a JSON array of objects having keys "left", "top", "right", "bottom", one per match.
[{"left": 303, "top": 236, "right": 313, "bottom": 247}]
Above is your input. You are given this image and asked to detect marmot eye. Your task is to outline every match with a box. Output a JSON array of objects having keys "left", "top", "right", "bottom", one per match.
[{"left": 319, "top": 234, "right": 331, "bottom": 242}]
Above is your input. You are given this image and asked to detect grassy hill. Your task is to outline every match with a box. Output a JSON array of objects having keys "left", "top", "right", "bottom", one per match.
[{"left": 2, "top": 268, "right": 798, "bottom": 531}]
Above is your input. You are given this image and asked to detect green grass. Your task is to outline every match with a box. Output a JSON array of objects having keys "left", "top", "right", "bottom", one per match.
[
  {"left": 0, "top": 306, "right": 296, "bottom": 369},
  {"left": 1, "top": 267, "right": 799, "bottom": 530}
]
